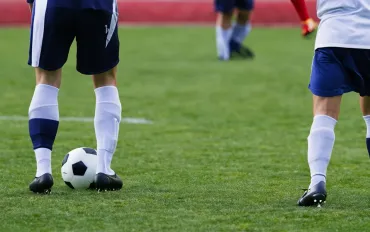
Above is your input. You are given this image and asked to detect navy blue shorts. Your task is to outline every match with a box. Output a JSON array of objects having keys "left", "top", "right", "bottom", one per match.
[
  {"left": 214, "top": 0, "right": 254, "bottom": 13},
  {"left": 309, "top": 47, "right": 370, "bottom": 97},
  {"left": 28, "top": 4, "right": 119, "bottom": 75}
]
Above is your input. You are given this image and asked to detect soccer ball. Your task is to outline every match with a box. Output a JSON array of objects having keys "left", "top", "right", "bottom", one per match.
[{"left": 61, "top": 147, "right": 97, "bottom": 189}]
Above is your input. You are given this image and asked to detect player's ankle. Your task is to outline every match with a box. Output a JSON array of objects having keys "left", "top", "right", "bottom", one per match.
[{"left": 309, "top": 174, "right": 326, "bottom": 189}]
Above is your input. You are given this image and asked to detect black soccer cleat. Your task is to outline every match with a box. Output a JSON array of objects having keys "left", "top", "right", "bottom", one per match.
[
  {"left": 95, "top": 173, "right": 123, "bottom": 191},
  {"left": 229, "top": 40, "right": 255, "bottom": 59},
  {"left": 297, "top": 181, "right": 327, "bottom": 207},
  {"left": 29, "top": 173, "right": 54, "bottom": 194},
  {"left": 238, "top": 45, "right": 255, "bottom": 59}
]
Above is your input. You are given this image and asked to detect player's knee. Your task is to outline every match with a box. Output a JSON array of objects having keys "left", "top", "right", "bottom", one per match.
[
  {"left": 360, "top": 96, "right": 370, "bottom": 115},
  {"left": 92, "top": 66, "right": 117, "bottom": 88},
  {"left": 35, "top": 68, "right": 62, "bottom": 88},
  {"left": 216, "top": 12, "right": 233, "bottom": 29},
  {"left": 307, "top": 115, "right": 336, "bottom": 163},
  {"left": 312, "top": 95, "right": 341, "bottom": 120},
  {"left": 236, "top": 10, "right": 251, "bottom": 24}
]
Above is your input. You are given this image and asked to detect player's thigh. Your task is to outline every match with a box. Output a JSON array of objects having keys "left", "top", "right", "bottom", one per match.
[
  {"left": 312, "top": 95, "right": 342, "bottom": 119},
  {"left": 309, "top": 48, "right": 354, "bottom": 118},
  {"left": 350, "top": 49, "right": 370, "bottom": 96},
  {"left": 29, "top": 5, "right": 75, "bottom": 71},
  {"left": 236, "top": 10, "right": 252, "bottom": 24},
  {"left": 214, "top": 0, "right": 234, "bottom": 27},
  {"left": 236, "top": 0, "right": 254, "bottom": 11},
  {"left": 75, "top": 9, "right": 119, "bottom": 75},
  {"left": 353, "top": 49, "right": 370, "bottom": 115},
  {"left": 214, "top": 0, "right": 236, "bottom": 13},
  {"left": 309, "top": 48, "right": 353, "bottom": 97},
  {"left": 360, "top": 96, "right": 370, "bottom": 115}
]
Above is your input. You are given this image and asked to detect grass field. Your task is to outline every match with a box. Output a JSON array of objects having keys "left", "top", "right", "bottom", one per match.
[{"left": 0, "top": 27, "right": 369, "bottom": 232}]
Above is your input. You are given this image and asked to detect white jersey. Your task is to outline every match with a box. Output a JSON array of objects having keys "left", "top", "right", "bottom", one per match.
[{"left": 315, "top": 0, "right": 370, "bottom": 49}]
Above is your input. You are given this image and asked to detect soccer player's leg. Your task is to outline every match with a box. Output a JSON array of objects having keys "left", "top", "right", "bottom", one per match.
[
  {"left": 76, "top": 8, "right": 122, "bottom": 191},
  {"left": 298, "top": 95, "right": 339, "bottom": 206},
  {"left": 298, "top": 48, "right": 352, "bottom": 206},
  {"left": 290, "top": 0, "right": 317, "bottom": 37},
  {"left": 230, "top": 0, "right": 254, "bottom": 59},
  {"left": 28, "top": 5, "right": 75, "bottom": 193},
  {"left": 360, "top": 97, "right": 370, "bottom": 157},
  {"left": 214, "top": 0, "right": 234, "bottom": 60},
  {"left": 358, "top": 51, "right": 370, "bottom": 158}
]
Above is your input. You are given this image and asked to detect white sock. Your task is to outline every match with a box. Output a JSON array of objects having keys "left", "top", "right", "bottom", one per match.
[
  {"left": 94, "top": 86, "right": 121, "bottom": 175},
  {"left": 35, "top": 148, "right": 52, "bottom": 177},
  {"left": 231, "top": 23, "right": 252, "bottom": 44},
  {"left": 29, "top": 84, "right": 59, "bottom": 121},
  {"left": 363, "top": 115, "right": 370, "bottom": 138},
  {"left": 216, "top": 26, "right": 232, "bottom": 60},
  {"left": 29, "top": 84, "right": 59, "bottom": 177},
  {"left": 307, "top": 115, "right": 337, "bottom": 189}
]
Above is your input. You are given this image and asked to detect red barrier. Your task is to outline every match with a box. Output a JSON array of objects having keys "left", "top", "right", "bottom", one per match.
[{"left": 0, "top": 0, "right": 317, "bottom": 26}]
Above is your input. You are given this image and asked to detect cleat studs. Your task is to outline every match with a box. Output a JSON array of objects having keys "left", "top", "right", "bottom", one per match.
[
  {"left": 319, "top": 200, "right": 322, "bottom": 203},
  {"left": 314, "top": 199, "right": 317, "bottom": 203}
]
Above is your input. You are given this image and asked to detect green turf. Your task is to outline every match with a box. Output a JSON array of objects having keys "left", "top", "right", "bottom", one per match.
[{"left": 0, "top": 27, "right": 369, "bottom": 232}]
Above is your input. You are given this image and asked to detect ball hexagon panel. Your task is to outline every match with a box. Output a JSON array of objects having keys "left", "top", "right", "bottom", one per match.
[
  {"left": 62, "top": 153, "right": 69, "bottom": 166},
  {"left": 83, "top": 147, "right": 97, "bottom": 155},
  {"left": 64, "top": 181, "right": 74, "bottom": 189},
  {"left": 72, "top": 161, "right": 88, "bottom": 176}
]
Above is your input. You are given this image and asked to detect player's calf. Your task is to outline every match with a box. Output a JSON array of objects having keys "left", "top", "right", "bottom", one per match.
[
  {"left": 28, "top": 68, "right": 61, "bottom": 193},
  {"left": 215, "top": 12, "right": 233, "bottom": 60},
  {"left": 298, "top": 94, "right": 340, "bottom": 206},
  {"left": 298, "top": 114, "right": 335, "bottom": 207},
  {"left": 363, "top": 115, "right": 370, "bottom": 157},
  {"left": 229, "top": 10, "right": 254, "bottom": 59},
  {"left": 360, "top": 96, "right": 370, "bottom": 157},
  {"left": 92, "top": 68, "right": 122, "bottom": 191}
]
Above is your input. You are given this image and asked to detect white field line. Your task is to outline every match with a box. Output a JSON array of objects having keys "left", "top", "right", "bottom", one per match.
[{"left": 0, "top": 116, "right": 153, "bottom": 124}]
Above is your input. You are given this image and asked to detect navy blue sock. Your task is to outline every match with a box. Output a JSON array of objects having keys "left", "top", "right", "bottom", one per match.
[
  {"left": 229, "top": 39, "right": 241, "bottom": 53},
  {"left": 29, "top": 118, "right": 59, "bottom": 150},
  {"left": 366, "top": 138, "right": 370, "bottom": 158}
]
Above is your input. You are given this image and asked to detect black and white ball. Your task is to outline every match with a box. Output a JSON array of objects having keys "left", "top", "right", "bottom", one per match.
[{"left": 61, "top": 147, "right": 97, "bottom": 189}]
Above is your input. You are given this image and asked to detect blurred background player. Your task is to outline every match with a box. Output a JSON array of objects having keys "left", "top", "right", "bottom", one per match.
[
  {"left": 27, "top": 0, "right": 123, "bottom": 193},
  {"left": 214, "top": 0, "right": 255, "bottom": 61},
  {"left": 290, "top": 0, "right": 317, "bottom": 37},
  {"left": 298, "top": 0, "right": 370, "bottom": 206}
]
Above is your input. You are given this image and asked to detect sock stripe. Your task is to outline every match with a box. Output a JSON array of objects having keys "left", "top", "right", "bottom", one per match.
[{"left": 29, "top": 118, "right": 59, "bottom": 150}]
